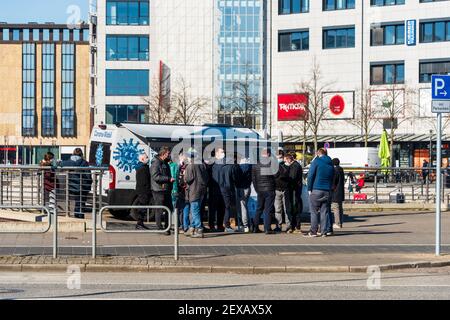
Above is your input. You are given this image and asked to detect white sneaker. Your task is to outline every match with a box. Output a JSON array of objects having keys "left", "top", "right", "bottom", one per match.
[
  {"left": 244, "top": 227, "right": 250, "bottom": 233},
  {"left": 333, "top": 224, "right": 342, "bottom": 229}
]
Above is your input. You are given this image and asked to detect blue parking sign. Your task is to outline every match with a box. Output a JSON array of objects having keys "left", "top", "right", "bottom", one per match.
[{"left": 432, "top": 75, "right": 450, "bottom": 100}]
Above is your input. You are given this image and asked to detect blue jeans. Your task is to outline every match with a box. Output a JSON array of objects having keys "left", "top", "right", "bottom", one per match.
[
  {"left": 190, "top": 197, "right": 203, "bottom": 229},
  {"left": 254, "top": 191, "right": 276, "bottom": 232},
  {"left": 178, "top": 199, "right": 190, "bottom": 231}
]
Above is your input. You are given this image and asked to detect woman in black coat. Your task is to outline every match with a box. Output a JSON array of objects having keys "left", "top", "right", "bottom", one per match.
[{"left": 331, "top": 158, "right": 345, "bottom": 228}]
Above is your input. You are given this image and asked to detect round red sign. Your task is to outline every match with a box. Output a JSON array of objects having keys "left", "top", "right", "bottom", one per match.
[{"left": 329, "top": 95, "right": 345, "bottom": 116}]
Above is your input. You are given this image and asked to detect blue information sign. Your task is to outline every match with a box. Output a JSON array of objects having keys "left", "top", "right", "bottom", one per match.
[{"left": 406, "top": 20, "right": 416, "bottom": 46}]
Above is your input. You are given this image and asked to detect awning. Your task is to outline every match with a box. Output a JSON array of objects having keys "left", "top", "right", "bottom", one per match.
[{"left": 281, "top": 133, "right": 450, "bottom": 144}]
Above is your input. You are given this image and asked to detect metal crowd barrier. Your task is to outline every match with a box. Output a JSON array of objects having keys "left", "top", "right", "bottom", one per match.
[
  {"left": 96, "top": 205, "right": 179, "bottom": 261},
  {"left": 0, "top": 205, "right": 57, "bottom": 258},
  {"left": 302, "top": 166, "right": 450, "bottom": 205}
]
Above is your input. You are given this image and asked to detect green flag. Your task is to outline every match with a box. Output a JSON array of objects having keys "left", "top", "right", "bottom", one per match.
[{"left": 378, "top": 130, "right": 391, "bottom": 173}]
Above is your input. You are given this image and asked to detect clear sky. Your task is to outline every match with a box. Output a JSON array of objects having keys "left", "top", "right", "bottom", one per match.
[{"left": 0, "top": 0, "right": 89, "bottom": 24}]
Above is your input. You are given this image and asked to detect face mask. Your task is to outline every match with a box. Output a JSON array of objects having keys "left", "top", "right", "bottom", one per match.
[{"left": 217, "top": 153, "right": 225, "bottom": 160}]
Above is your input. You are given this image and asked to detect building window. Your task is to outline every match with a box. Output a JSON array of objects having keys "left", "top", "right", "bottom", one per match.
[
  {"left": 32, "top": 29, "right": 40, "bottom": 41},
  {"left": 279, "top": 30, "right": 309, "bottom": 51},
  {"left": 61, "top": 44, "right": 75, "bottom": 137},
  {"left": 12, "top": 29, "right": 20, "bottom": 41},
  {"left": 43, "top": 29, "right": 50, "bottom": 41},
  {"left": 106, "top": 70, "right": 149, "bottom": 96},
  {"left": 370, "top": 63, "right": 405, "bottom": 85},
  {"left": 83, "top": 29, "right": 89, "bottom": 42},
  {"left": 105, "top": 105, "right": 147, "bottom": 124},
  {"left": 106, "top": 0, "right": 149, "bottom": 26},
  {"left": 279, "top": 0, "right": 309, "bottom": 14},
  {"left": 42, "top": 44, "right": 55, "bottom": 137},
  {"left": 106, "top": 35, "right": 149, "bottom": 61},
  {"left": 323, "top": 0, "right": 355, "bottom": 11},
  {"left": 2, "top": 28, "right": 9, "bottom": 41},
  {"left": 419, "top": 60, "right": 450, "bottom": 83},
  {"left": 23, "top": 29, "right": 30, "bottom": 41},
  {"left": 371, "top": 23, "right": 405, "bottom": 46},
  {"left": 323, "top": 26, "right": 355, "bottom": 49},
  {"left": 63, "top": 29, "right": 70, "bottom": 41},
  {"left": 371, "top": 0, "right": 405, "bottom": 6},
  {"left": 73, "top": 29, "right": 80, "bottom": 42},
  {"left": 22, "top": 43, "right": 36, "bottom": 137},
  {"left": 420, "top": 20, "right": 450, "bottom": 43},
  {"left": 53, "top": 29, "right": 60, "bottom": 41}
]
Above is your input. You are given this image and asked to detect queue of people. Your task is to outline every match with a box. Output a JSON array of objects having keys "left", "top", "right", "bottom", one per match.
[{"left": 132, "top": 146, "right": 346, "bottom": 238}]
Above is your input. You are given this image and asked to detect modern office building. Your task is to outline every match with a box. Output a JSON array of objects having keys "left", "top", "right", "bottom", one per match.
[
  {"left": 270, "top": 0, "right": 450, "bottom": 166},
  {"left": 91, "top": 0, "right": 267, "bottom": 128},
  {"left": 0, "top": 23, "right": 91, "bottom": 164}
]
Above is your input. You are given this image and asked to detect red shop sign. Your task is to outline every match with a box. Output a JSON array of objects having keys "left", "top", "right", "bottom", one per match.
[
  {"left": 329, "top": 95, "right": 345, "bottom": 116},
  {"left": 278, "top": 93, "right": 308, "bottom": 121}
]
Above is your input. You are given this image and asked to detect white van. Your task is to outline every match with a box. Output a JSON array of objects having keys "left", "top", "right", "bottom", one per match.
[
  {"left": 88, "top": 123, "right": 269, "bottom": 219},
  {"left": 326, "top": 147, "right": 380, "bottom": 168}
]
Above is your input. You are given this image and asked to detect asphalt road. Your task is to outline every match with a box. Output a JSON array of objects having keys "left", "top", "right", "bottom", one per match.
[{"left": 1, "top": 270, "right": 450, "bottom": 300}]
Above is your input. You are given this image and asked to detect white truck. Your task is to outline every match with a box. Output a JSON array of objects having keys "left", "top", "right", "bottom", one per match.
[
  {"left": 88, "top": 123, "right": 269, "bottom": 219},
  {"left": 326, "top": 147, "right": 380, "bottom": 168}
]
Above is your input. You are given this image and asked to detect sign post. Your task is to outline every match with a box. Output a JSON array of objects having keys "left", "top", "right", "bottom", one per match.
[{"left": 431, "top": 75, "right": 450, "bottom": 256}]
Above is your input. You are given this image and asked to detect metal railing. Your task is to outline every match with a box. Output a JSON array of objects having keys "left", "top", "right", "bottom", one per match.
[
  {"left": 305, "top": 166, "right": 450, "bottom": 205},
  {"left": 96, "top": 205, "right": 179, "bottom": 260}
]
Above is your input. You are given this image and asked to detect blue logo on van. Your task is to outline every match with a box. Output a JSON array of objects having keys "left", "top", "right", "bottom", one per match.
[
  {"left": 95, "top": 144, "right": 104, "bottom": 166},
  {"left": 113, "top": 139, "right": 144, "bottom": 173}
]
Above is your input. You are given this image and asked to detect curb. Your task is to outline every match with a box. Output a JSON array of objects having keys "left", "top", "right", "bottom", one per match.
[{"left": 1, "top": 260, "right": 450, "bottom": 273}]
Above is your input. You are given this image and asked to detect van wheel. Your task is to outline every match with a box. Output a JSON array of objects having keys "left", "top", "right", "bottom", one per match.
[{"left": 109, "top": 209, "right": 131, "bottom": 220}]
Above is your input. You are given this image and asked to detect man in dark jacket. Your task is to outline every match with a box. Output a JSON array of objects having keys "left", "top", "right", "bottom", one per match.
[
  {"left": 130, "top": 153, "right": 151, "bottom": 230},
  {"left": 212, "top": 148, "right": 239, "bottom": 233},
  {"left": 206, "top": 152, "right": 223, "bottom": 232},
  {"left": 274, "top": 150, "right": 292, "bottom": 233},
  {"left": 252, "top": 148, "right": 277, "bottom": 234},
  {"left": 150, "top": 146, "right": 174, "bottom": 235},
  {"left": 287, "top": 153, "right": 303, "bottom": 233},
  {"left": 61, "top": 148, "right": 92, "bottom": 219},
  {"left": 184, "top": 150, "right": 209, "bottom": 238},
  {"left": 305, "top": 148, "right": 335, "bottom": 237},
  {"left": 331, "top": 158, "right": 345, "bottom": 229},
  {"left": 235, "top": 155, "right": 252, "bottom": 233}
]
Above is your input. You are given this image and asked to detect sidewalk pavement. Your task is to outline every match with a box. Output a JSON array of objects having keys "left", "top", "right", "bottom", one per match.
[{"left": 1, "top": 210, "right": 450, "bottom": 273}]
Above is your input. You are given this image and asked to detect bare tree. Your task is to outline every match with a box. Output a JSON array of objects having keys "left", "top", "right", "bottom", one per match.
[
  {"left": 288, "top": 119, "right": 311, "bottom": 165},
  {"left": 172, "top": 77, "right": 209, "bottom": 125},
  {"left": 371, "top": 83, "right": 417, "bottom": 167},
  {"left": 295, "top": 60, "right": 332, "bottom": 152},
  {"left": 221, "top": 66, "right": 263, "bottom": 128},
  {"left": 142, "top": 75, "right": 173, "bottom": 124},
  {"left": 349, "top": 86, "right": 378, "bottom": 147}
]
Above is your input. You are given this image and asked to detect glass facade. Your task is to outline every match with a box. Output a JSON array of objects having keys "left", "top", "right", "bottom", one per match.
[
  {"left": 106, "top": 35, "right": 149, "bottom": 61},
  {"left": 106, "top": 105, "right": 147, "bottom": 124},
  {"left": 106, "top": 70, "right": 149, "bottom": 96},
  {"left": 106, "top": 0, "right": 149, "bottom": 25},
  {"left": 22, "top": 43, "right": 36, "bottom": 136},
  {"left": 42, "top": 44, "right": 55, "bottom": 136},
  {"left": 61, "top": 44, "right": 76, "bottom": 137},
  {"left": 217, "top": 0, "right": 263, "bottom": 127}
]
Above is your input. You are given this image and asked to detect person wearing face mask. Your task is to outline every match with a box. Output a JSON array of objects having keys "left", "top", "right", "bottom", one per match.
[
  {"left": 211, "top": 148, "right": 239, "bottom": 232},
  {"left": 130, "top": 153, "right": 152, "bottom": 230},
  {"left": 274, "top": 150, "right": 292, "bottom": 233},
  {"left": 150, "top": 146, "right": 175, "bottom": 235}
]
